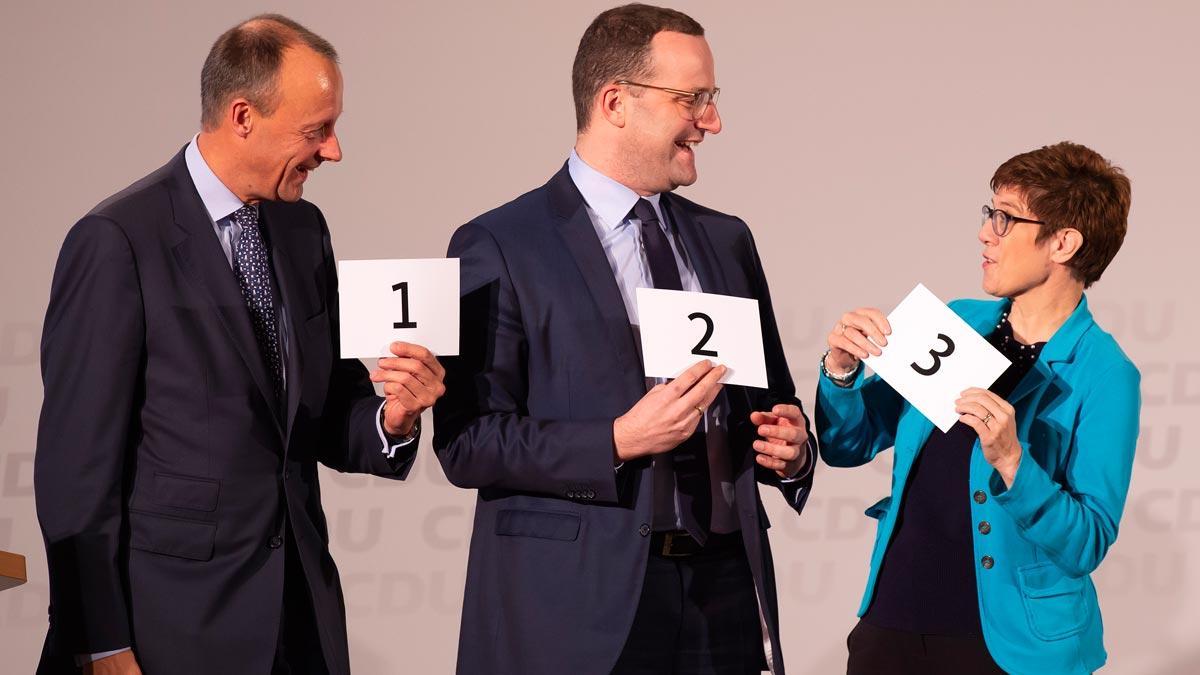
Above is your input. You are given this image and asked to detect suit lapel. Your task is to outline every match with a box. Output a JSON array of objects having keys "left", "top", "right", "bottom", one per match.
[
  {"left": 548, "top": 166, "right": 645, "bottom": 385},
  {"left": 166, "top": 153, "right": 284, "bottom": 435},
  {"left": 260, "top": 205, "right": 305, "bottom": 443}
]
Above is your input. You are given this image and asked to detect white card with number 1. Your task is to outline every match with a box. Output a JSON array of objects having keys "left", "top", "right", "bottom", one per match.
[
  {"left": 863, "top": 284, "right": 1010, "bottom": 432},
  {"left": 338, "top": 258, "right": 459, "bottom": 359}
]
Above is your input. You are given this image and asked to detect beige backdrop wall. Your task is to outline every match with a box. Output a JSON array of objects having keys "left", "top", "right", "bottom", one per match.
[{"left": 1, "top": 0, "right": 1196, "bottom": 672}]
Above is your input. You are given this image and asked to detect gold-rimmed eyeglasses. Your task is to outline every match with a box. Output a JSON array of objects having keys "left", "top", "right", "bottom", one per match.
[{"left": 616, "top": 80, "right": 721, "bottom": 120}]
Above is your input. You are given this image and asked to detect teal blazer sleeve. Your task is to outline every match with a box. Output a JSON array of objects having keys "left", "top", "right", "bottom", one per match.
[{"left": 991, "top": 359, "right": 1141, "bottom": 576}]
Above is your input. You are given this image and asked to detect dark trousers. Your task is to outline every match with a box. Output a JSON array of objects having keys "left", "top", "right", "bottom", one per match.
[
  {"left": 272, "top": 529, "right": 329, "bottom": 675},
  {"left": 846, "top": 620, "right": 1006, "bottom": 675},
  {"left": 612, "top": 541, "right": 768, "bottom": 675}
]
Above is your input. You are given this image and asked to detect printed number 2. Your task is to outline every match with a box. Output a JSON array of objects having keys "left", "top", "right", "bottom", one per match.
[
  {"left": 910, "top": 333, "right": 955, "bottom": 376},
  {"left": 689, "top": 312, "right": 718, "bottom": 357},
  {"left": 392, "top": 282, "right": 417, "bottom": 329}
]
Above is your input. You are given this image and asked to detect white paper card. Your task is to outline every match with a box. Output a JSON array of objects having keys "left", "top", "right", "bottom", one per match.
[
  {"left": 338, "top": 258, "right": 460, "bottom": 358},
  {"left": 636, "top": 288, "right": 767, "bottom": 388},
  {"left": 863, "top": 283, "right": 1010, "bottom": 432}
]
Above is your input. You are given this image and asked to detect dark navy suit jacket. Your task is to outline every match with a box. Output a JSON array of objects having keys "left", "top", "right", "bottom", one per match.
[
  {"left": 34, "top": 149, "right": 416, "bottom": 675},
  {"left": 434, "top": 165, "right": 814, "bottom": 674}
]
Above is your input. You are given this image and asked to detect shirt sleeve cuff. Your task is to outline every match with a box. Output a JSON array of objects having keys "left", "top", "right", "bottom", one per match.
[
  {"left": 76, "top": 648, "right": 131, "bottom": 666},
  {"left": 377, "top": 401, "right": 419, "bottom": 459},
  {"left": 780, "top": 438, "right": 816, "bottom": 483}
]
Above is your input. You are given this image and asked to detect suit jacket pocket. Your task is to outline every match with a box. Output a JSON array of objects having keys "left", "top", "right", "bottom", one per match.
[
  {"left": 495, "top": 509, "right": 580, "bottom": 542},
  {"left": 129, "top": 510, "right": 216, "bottom": 562},
  {"left": 152, "top": 472, "right": 219, "bottom": 512},
  {"left": 1016, "top": 561, "right": 1090, "bottom": 640}
]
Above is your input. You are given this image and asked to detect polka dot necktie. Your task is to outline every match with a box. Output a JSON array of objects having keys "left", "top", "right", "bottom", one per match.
[{"left": 231, "top": 205, "right": 284, "bottom": 405}]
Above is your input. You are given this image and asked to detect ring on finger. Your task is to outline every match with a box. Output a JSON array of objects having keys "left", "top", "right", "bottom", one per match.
[
  {"left": 982, "top": 413, "right": 993, "bottom": 426},
  {"left": 694, "top": 405, "right": 705, "bottom": 416}
]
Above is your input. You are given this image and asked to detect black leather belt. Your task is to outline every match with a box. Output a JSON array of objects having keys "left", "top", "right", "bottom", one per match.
[{"left": 649, "top": 530, "right": 742, "bottom": 558}]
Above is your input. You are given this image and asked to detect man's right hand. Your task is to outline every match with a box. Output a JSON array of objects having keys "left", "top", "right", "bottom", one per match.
[
  {"left": 613, "top": 360, "right": 726, "bottom": 462},
  {"left": 83, "top": 650, "right": 142, "bottom": 675}
]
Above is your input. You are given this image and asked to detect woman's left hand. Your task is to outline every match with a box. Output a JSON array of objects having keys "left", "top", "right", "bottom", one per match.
[{"left": 956, "top": 388, "right": 1022, "bottom": 487}]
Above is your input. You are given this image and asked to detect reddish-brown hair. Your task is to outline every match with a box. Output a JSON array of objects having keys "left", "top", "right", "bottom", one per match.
[{"left": 991, "top": 141, "right": 1131, "bottom": 288}]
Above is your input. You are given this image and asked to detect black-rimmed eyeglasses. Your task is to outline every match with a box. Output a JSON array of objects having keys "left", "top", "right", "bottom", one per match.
[
  {"left": 982, "top": 204, "right": 1045, "bottom": 237},
  {"left": 616, "top": 80, "right": 720, "bottom": 120}
]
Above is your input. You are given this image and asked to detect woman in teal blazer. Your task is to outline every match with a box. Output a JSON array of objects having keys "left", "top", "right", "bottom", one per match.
[{"left": 815, "top": 142, "right": 1139, "bottom": 675}]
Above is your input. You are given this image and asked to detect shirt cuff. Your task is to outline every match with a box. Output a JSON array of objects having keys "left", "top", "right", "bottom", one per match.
[
  {"left": 377, "top": 401, "right": 419, "bottom": 459},
  {"left": 780, "top": 438, "right": 817, "bottom": 483},
  {"left": 76, "top": 648, "right": 131, "bottom": 666}
]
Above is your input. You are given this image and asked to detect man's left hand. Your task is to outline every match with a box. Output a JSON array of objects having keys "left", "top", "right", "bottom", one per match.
[
  {"left": 370, "top": 341, "right": 447, "bottom": 436},
  {"left": 750, "top": 404, "right": 810, "bottom": 479}
]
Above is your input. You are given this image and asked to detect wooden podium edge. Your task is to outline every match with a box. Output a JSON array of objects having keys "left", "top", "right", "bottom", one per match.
[{"left": 0, "top": 550, "right": 28, "bottom": 591}]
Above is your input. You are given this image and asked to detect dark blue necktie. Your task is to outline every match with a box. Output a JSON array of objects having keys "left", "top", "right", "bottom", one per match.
[
  {"left": 231, "top": 205, "right": 284, "bottom": 406},
  {"left": 632, "top": 198, "right": 711, "bottom": 544}
]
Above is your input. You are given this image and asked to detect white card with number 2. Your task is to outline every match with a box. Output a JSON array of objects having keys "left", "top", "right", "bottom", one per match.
[
  {"left": 862, "top": 284, "right": 1011, "bottom": 432},
  {"left": 636, "top": 287, "right": 768, "bottom": 388}
]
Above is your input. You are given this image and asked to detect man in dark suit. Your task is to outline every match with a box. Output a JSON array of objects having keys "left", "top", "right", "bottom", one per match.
[
  {"left": 433, "top": 5, "right": 814, "bottom": 673},
  {"left": 34, "top": 15, "right": 445, "bottom": 675}
]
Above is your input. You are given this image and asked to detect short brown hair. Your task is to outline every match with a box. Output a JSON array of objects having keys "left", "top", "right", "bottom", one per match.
[
  {"left": 200, "top": 14, "right": 338, "bottom": 130},
  {"left": 990, "top": 142, "right": 1131, "bottom": 288},
  {"left": 571, "top": 4, "right": 704, "bottom": 132}
]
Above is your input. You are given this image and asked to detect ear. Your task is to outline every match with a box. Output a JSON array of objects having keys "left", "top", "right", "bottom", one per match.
[
  {"left": 229, "top": 99, "right": 254, "bottom": 138},
  {"left": 597, "top": 84, "right": 627, "bottom": 129},
  {"left": 1049, "top": 227, "right": 1084, "bottom": 264}
]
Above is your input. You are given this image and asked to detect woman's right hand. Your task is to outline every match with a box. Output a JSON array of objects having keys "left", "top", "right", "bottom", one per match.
[{"left": 824, "top": 308, "right": 892, "bottom": 375}]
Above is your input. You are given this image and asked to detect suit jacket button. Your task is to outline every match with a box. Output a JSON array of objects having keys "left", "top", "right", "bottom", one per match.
[
  {"left": 567, "top": 491, "right": 576, "bottom": 499},
  {"left": 586, "top": 490, "right": 595, "bottom": 499},
  {"left": 638, "top": 524, "right": 651, "bottom": 537},
  {"left": 283, "top": 470, "right": 292, "bottom": 480},
  {"left": 980, "top": 555, "right": 994, "bottom": 569},
  {"left": 268, "top": 535, "right": 283, "bottom": 549},
  {"left": 978, "top": 521, "right": 991, "bottom": 535},
  {"left": 973, "top": 490, "right": 988, "bottom": 504}
]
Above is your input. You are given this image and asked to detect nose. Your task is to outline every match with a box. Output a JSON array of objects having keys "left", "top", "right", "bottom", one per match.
[
  {"left": 696, "top": 101, "right": 722, "bottom": 134},
  {"left": 320, "top": 131, "right": 342, "bottom": 163},
  {"left": 979, "top": 218, "right": 997, "bottom": 246}
]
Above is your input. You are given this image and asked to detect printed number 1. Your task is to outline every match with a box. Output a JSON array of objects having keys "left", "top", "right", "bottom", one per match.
[
  {"left": 392, "top": 282, "right": 417, "bottom": 329},
  {"left": 689, "top": 312, "right": 718, "bottom": 357},
  {"left": 910, "top": 333, "right": 955, "bottom": 376}
]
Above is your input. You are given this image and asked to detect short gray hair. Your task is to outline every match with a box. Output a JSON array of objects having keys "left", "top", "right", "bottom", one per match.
[{"left": 200, "top": 14, "right": 338, "bottom": 130}]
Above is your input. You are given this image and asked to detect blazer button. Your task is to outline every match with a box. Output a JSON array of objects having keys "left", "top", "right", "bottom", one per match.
[
  {"left": 586, "top": 489, "right": 595, "bottom": 499},
  {"left": 978, "top": 521, "right": 992, "bottom": 535},
  {"left": 638, "top": 524, "right": 651, "bottom": 537},
  {"left": 973, "top": 490, "right": 988, "bottom": 504},
  {"left": 980, "top": 555, "right": 994, "bottom": 569},
  {"left": 268, "top": 535, "right": 283, "bottom": 549},
  {"left": 283, "top": 470, "right": 292, "bottom": 480}
]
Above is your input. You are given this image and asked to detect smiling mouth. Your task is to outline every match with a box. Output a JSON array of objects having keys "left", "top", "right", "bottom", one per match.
[{"left": 675, "top": 140, "right": 700, "bottom": 151}]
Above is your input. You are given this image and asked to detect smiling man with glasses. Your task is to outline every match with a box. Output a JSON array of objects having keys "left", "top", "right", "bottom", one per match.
[{"left": 434, "top": 4, "right": 814, "bottom": 674}]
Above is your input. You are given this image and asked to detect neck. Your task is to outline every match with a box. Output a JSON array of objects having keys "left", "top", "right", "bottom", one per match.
[
  {"left": 196, "top": 130, "right": 257, "bottom": 204},
  {"left": 574, "top": 133, "right": 656, "bottom": 197},
  {"left": 1007, "top": 275, "right": 1084, "bottom": 343}
]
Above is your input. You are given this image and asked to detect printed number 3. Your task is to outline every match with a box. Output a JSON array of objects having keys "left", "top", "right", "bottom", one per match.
[
  {"left": 689, "top": 312, "right": 718, "bottom": 357},
  {"left": 910, "top": 333, "right": 955, "bottom": 376}
]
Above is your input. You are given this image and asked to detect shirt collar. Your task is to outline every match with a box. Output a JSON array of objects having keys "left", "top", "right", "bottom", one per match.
[
  {"left": 184, "top": 134, "right": 251, "bottom": 224},
  {"left": 567, "top": 149, "right": 664, "bottom": 231}
]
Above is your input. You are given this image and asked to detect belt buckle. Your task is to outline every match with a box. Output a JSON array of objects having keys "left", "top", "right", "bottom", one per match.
[{"left": 661, "top": 531, "right": 690, "bottom": 557}]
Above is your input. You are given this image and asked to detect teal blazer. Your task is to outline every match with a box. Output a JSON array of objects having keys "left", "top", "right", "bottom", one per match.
[{"left": 816, "top": 295, "right": 1140, "bottom": 675}]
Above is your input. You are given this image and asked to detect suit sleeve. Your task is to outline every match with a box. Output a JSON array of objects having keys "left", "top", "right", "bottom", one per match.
[
  {"left": 432, "top": 222, "right": 619, "bottom": 501},
  {"left": 314, "top": 212, "right": 416, "bottom": 479},
  {"left": 35, "top": 217, "right": 140, "bottom": 655},
  {"left": 991, "top": 360, "right": 1141, "bottom": 576},
  {"left": 740, "top": 227, "right": 814, "bottom": 515}
]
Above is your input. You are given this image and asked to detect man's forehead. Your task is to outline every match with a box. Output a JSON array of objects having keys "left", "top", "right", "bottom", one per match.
[{"left": 648, "top": 31, "right": 714, "bottom": 80}]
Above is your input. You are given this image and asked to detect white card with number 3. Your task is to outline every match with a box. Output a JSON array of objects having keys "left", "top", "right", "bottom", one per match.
[
  {"left": 338, "top": 258, "right": 460, "bottom": 359},
  {"left": 636, "top": 287, "right": 768, "bottom": 388},
  {"left": 863, "top": 284, "right": 1010, "bottom": 432}
]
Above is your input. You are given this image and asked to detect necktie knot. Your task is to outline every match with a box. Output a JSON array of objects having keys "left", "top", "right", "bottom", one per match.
[
  {"left": 232, "top": 204, "right": 259, "bottom": 230},
  {"left": 631, "top": 198, "right": 659, "bottom": 227}
]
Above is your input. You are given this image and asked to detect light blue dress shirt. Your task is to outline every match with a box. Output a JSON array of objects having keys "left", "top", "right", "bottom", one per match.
[{"left": 567, "top": 150, "right": 741, "bottom": 533}]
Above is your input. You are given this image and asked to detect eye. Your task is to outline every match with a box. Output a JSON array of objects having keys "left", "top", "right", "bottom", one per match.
[{"left": 303, "top": 125, "right": 327, "bottom": 140}]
